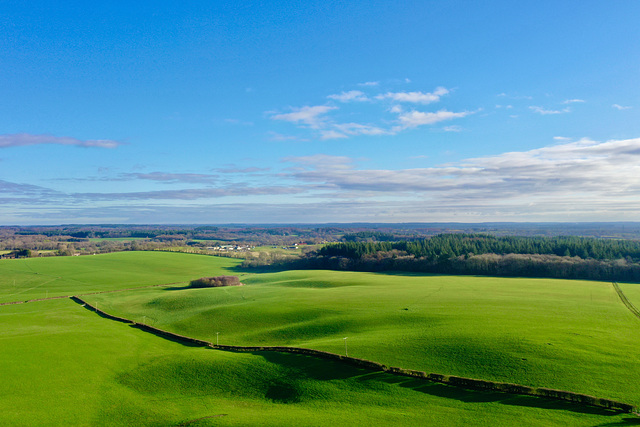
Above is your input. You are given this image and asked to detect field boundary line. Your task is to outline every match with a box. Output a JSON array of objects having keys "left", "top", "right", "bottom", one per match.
[
  {"left": 71, "top": 295, "right": 638, "bottom": 415},
  {"left": 0, "top": 282, "right": 184, "bottom": 306},
  {"left": 612, "top": 282, "right": 640, "bottom": 320}
]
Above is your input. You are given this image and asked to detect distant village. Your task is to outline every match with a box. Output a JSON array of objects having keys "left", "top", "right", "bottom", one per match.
[{"left": 207, "top": 243, "right": 301, "bottom": 252}]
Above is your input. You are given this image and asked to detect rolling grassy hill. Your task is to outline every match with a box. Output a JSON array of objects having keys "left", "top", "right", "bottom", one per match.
[
  {"left": 0, "top": 297, "right": 633, "bottom": 426},
  {"left": 2, "top": 252, "right": 640, "bottom": 425},
  {"left": 92, "top": 269, "right": 640, "bottom": 407},
  {"left": 0, "top": 251, "right": 241, "bottom": 303}
]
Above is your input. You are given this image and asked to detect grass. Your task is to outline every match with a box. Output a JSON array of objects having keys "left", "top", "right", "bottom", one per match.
[
  {"left": 0, "top": 298, "right": 634, "bottom": 426},
  {"left": 618, "top": 282, "right": 640, "bottom": 314},
  {"left": 3, "top": 252, "right": 640, "bottom": 425},
  {"left": 93, "top": 269, "right": 640, "bottom": 407},
  {"left": 0, "top": 251, "right": 241, "bottom": 303}
]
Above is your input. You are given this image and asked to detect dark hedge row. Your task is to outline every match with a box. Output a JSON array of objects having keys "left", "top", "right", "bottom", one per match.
[{"left": 189, "top": 275, "right": 243, "bottom": 288}]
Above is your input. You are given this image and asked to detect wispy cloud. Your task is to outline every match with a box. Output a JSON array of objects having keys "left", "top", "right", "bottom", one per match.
[
  {"left": 224, "top": 118, "right": 254, "bottom": 126},
  {"left": 333, "top": 123, "right": 389, "bottom": 137},
  {"left": 612, "top": 104, "right": 632, "bottom": 110},
  {"left": 376, "top": 87, "right": 449, "bottom": 104},
  {"left": 319, "top": 130, "right": 349, "bottom": 140},
  {"left": 0, "top": 179, "right": 58, "bottom": 196},
  {"left": 284, "top": 138, "right": 640, "bottom": 204},
  {"left": 358, "top": 81, "right": 379, "bottom": 87},
  {"left": 271, "top": 105, "right": 337, "bottom": 129},
  {"left": 214, "top": 166, "right": 271, "bottom": 174},
  {"left": 0, "top": 133, "right": 123, "bottom": 149},
  {"left": 121, "top": 172, "right": 219, "bottom": 184},
  {"left": 7, "top": 138, "right": 640, "bottom": 222},
  {"left": 74, "top": 185, "right": 305, "bottom": 201},
  {"left": 284, "top": 154, "right": 354, "bottom": 170},
  {"left": 327, "top": 90, "right": 369, "bottom": 102},
  {"left": 497, "top": 93, "right": 533, "bottom": 100},
  {"left": 395, "top": 109, "right": 474, "bottom": 130},
  {"left": 562, "top": 99, "right": 585, "bottom": 104},
  {"left": 529, "top": 106, "right": 571, "bottom": 115},
  {"left": 270, "top": 84, "right": 475, "bottom": 140},
  {"left": 267, "top": 131, "right": 302, "bottom": 141}
]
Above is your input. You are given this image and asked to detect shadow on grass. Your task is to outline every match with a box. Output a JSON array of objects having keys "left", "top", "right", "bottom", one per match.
[
  {"left": 254, "top": 351, "right": 376, "bottom": 381},
  {"left": 228, "top": 264, "right": 293, "bottom": 274},
  {"left": 595, "top": 418, "right": 640, "bottom": 426},
  {"left": 127, "top": 323, "right": 209, "bottom": 347},
  {"left": 248, "top": 351, "right": 628, "bottom": 416},
  {"left": 366, "top": 373, "right": 625, "bottom": 417},
  {"left": 163, "top": 285, "right": 192, "bottom": 291}
]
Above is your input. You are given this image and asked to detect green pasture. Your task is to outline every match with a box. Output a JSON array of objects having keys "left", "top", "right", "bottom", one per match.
[
  {"left": 93, "top": 269, "right": 640, "bottom": 407},
  {"left": 0, "top": 251, "right": 241, "bottom": 303},
  {"left": 619, "top": 282, "right": 640, "bottom": 310},
  {"left": 0, "top": 298, "right": 632, "bottom": 426},
  {"left": 3, "top": 252, "right": 640, "bottom": 425}
]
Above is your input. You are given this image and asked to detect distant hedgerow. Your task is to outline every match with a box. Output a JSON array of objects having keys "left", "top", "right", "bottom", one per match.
[{"left": 189, "top": 275, "right": 243, "bottom": 288}]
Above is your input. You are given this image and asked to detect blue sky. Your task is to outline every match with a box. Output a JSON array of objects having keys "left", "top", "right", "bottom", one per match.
[{"left": 1, "top": 1, "right": 639, "bottom": 224}]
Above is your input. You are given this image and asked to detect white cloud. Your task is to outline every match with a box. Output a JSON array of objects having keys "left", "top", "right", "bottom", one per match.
[
  {"left": 613, "top": 104, "right": 632, "bottom": 110},
  {"left": 333, "top": 122, "right": 389, "bottom": 137},
  {"left": 529, "top": 106, "right": 571, "bottom": 115},
  {"left": 553, "top": 136, "right": 572, "bottom": 141},
  {"left": 284, "top": 154, "right": 354, "bottom": 170},
  {"left": 443, "top": 125, "right": 463, "bottom": 132},
  {"left": 224, "top": 118, "right": 254, "bottom": 126},
  {"left": 395, "top": 109, "right": 473, "bottom": 130},
  {"left": 270, "top": 85, "right": 475, "bottom": 141},
  {"left": 562, "top": 99, "right": 585, "bottom": 104},
  {"left": 320, "top": 130, "right": 348, "bottom": 140},
  {"left": 498, "top": 93, "right": 533, "bottom": 100},
  {"left": 267, "top": 132, "right": 300, "bottom": 141},
  {"left": 358, "top": 81, "right": 379, "bottom": 86},
  {"left": 284, "top": 138, "right": 640, "bottom": 206},
  {"left": 271, "top": 105, "right": 337, "bottom": 129},
  {"left": 76, "top": 186, "right": 306, "bottom": 201},
  {"left": 376, "top": 87, "right": 449, "bottom": 104},
  {"left": 327, "top": 90, "right": 369, "bottom": 102},
  {"left": 121, "top": 172, "right": 219, "bottom": 184},
  {"left": 0, "top": 133, "right": 122, "bottom": 149}
]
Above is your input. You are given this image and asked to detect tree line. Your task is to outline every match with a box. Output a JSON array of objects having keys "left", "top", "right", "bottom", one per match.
[
  {"left": 320, "top": 234, "right": 640, "bottom": 262},
  {"left": 245, "top": 234, "right": 640, "bottom": 282}
]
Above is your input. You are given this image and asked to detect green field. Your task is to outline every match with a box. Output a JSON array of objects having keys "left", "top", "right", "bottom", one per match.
[
  {"left": 92, "top": 270, "right": 640, "bottom": 407},
  {"left": 0, "top": 251, "right": 241, "bottom": 303},
  {"left": 2, "top": 252, "right": 639, "bottom": 425}
]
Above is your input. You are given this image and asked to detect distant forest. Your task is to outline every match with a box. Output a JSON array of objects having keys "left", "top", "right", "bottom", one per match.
[
  {"left": 322, "top": 234, "right": 640, "bottom": 261},
  {"left": 255, "top": 234, "right": 640, "bottom": 283},
  {"left": 4, "top": 224, "right": 640, "bottom": 282}
]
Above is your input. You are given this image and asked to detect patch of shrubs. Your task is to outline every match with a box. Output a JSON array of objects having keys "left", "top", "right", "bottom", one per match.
[{"left": 189, "top": 275, "right": 243, "bottom": 288}]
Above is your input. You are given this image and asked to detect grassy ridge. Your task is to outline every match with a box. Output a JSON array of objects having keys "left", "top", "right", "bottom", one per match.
[
  {"left": 3, "top": 299, "right": 628, "bottom": 425},
  {"left": 93, "top": 269, "right": 640, "bottom": 406},
  {"left": 0, "top": 251, "right": 241, "bottom": 303}
]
